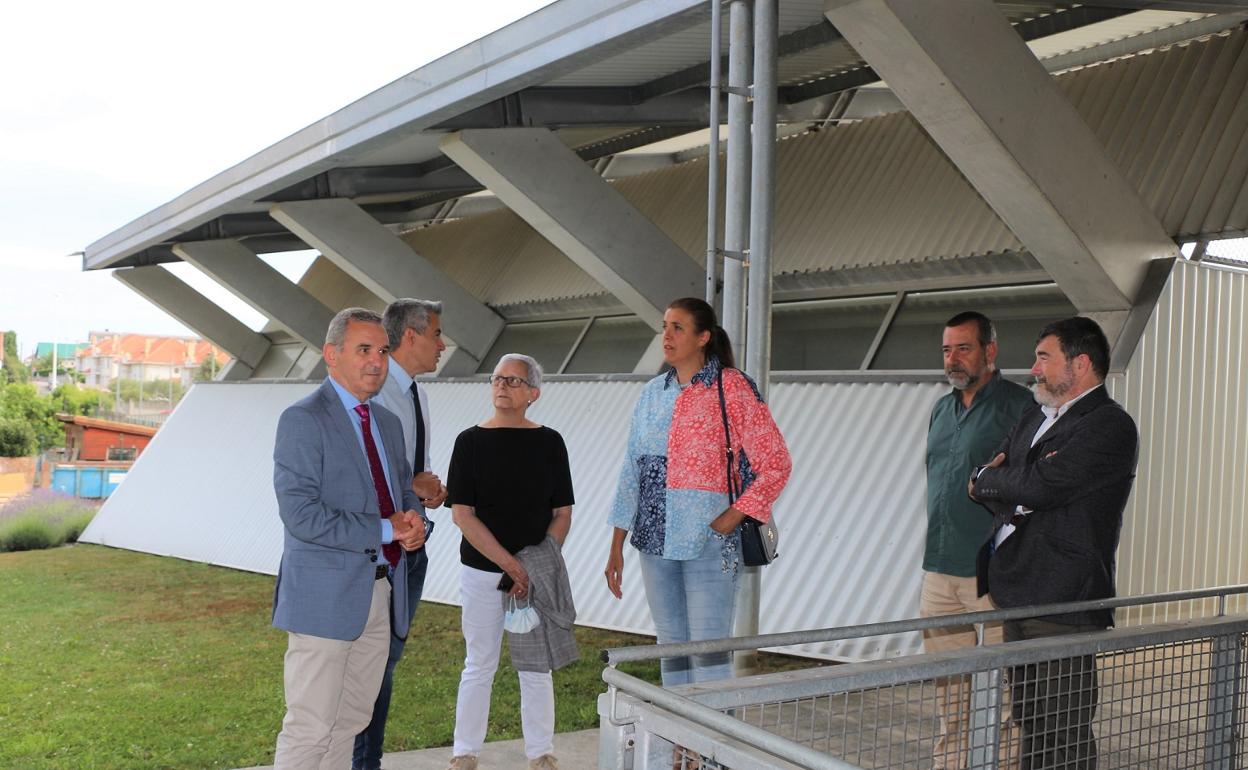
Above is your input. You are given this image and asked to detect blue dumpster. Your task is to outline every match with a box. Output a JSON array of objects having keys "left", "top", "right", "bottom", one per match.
[
  {"left": 50, "top": 465, "right": 125, "bottom": 499},
  {"left": 51, "top": 467, "right": 77, "bottom": 496}
]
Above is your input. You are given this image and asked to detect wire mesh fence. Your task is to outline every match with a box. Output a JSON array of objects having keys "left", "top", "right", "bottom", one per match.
[
  {"left": 716, "top": 634, "right": 1246, "bottom": 769},
  {"left": 601, "top": 589, "right": 1248, "bottom": 770}
]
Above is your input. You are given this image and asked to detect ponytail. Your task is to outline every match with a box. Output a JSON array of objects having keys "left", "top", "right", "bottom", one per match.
[
  {"left": 667, "top": 297, "right": 736, "bottom": 369},
  {"left": 708, "top": 324, "right": 735, "bottom": 369}
]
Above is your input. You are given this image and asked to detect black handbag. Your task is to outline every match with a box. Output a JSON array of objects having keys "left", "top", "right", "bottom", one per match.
[{"left": 716, "top": 368, "right": 779, "bottom": 566}]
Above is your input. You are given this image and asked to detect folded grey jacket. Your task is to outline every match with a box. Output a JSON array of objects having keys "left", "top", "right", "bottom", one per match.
[{"left": 505, "top": 535, "right": 579, "bottom": 672}]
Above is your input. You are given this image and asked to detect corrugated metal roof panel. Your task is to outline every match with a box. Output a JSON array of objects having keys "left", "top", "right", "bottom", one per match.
[
  {"left": 407, "top": 29, "right": 1248, "bottom": 309},
  {"left": 401, "top": 209, "right": 607, "bottom": 306}
]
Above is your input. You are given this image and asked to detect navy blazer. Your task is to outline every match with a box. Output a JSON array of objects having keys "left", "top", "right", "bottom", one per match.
[
  {"left": 972, "top": 386, "right": 1138, "bottom": 627},
  {"left": 271, "top": 378, "right": 420, "bottom": 641}
]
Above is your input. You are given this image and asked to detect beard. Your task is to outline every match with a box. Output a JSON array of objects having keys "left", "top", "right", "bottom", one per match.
[
  {"left": 1032, "top": 366, "right": 1074, "bottom": 408},
  {"left": 945, "top": 366, "right": 979, "bottom": 390}
]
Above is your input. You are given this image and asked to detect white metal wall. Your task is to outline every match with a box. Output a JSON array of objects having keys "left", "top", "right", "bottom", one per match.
[
  {"left": 81, "top": 376, "right": 945, "bottom": 660},
  {"left": 1109, "top": 259, "right": 1248, "bottom": 624},
  {"left": 82, "top": 261, "right": 1248, "bottom": 658}
]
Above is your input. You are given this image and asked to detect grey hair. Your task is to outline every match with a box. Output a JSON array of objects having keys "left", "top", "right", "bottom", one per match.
[
  {"left": 325, "top": 307, "right": 384, "bottom": 348},
  {"left": 496, "top": 353, "right": 543, "bottom": 389},
  {"left": 382, "top": 298, "right": 443, "bottom": 349}
]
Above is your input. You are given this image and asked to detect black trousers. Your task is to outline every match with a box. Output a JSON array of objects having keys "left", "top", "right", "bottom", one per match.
[{"left": 1004, "top": 619, "right": 1105, "bottom": 770}]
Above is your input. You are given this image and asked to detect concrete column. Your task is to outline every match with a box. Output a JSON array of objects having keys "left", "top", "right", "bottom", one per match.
[
  {"left": 440, "top": 128, "right": 704, "bottom": 331},
  {"left": 269, "top": 198, "right": 505, "bottom": 375},
  {"left": 172, "top": 240, "right": 337, "bottom": 350},
  {"left": 824, "top": 0, "right": 1178, "bottom": 311},
  {"left": 112, "top": 265, "right": 271, "bottom": 379}
]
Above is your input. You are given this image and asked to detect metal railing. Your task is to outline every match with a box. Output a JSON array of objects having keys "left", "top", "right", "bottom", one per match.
[{"left": 598, "top": 585, "right": 1248, "bottom": 770}]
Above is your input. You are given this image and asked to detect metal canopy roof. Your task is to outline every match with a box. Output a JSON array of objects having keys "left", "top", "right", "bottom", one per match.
[{"left": 84, "top": 0, "right": 1248, "bottom": 271}]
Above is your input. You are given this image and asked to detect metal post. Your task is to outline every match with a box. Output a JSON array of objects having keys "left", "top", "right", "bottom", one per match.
[
  {"left": 720, "top": 0, "right": 751, "bottom": 351},
  {"left": 705, "top": 0, "right": 723, "bottom": 306},
  {"left": 1203, "top": 631, "right": 1242, "bottom": 769},
  {"left": 734, "top": 0, "right": 777, "bottom": 677}
]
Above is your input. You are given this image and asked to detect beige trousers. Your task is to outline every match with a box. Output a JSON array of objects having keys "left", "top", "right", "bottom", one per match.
[
  {"left": 274, "top": 577, "right": 391, "bottom": 770},
  {"left": 920, "top": 571, "right": 1013, "bottom": 769}
]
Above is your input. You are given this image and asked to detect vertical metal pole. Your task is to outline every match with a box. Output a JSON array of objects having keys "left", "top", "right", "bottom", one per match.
[
  {"left": 734, "top": 0, "right": 777, "bottom": 677},
  {"left": 720, "top": 0, "right": 751, "bottom": 352},
  {"left": 705, "top": 0, "right": 723, "bottom": 307},
  {"left": 1203, "top": 631, "right": 1242, "bottom": 769}
]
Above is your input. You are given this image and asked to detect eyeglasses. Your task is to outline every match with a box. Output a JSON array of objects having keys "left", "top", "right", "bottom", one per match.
[{"left": 490, "top": 374, "right": 530, "bottom": 389}]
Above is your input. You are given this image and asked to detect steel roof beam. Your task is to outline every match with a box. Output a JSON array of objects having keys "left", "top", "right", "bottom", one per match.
[
  {"left": 782, "top": 6, "right": 1134, "bottom": 104},
  {"left": 825, "top": 0, "right": 1178, "bottom": 311},
  {"left": 172, "top": 240, "right": 337, "bottom": 350},
  {"left": 441, "top": 127, "right": 703, "bottom": 331},
  {"left": 433, "top": 87, "right": 840, "bottom": 130},
  {"left": 269, "top": 198, "right": 505, "bottom": 374},
  {"left": 112, "top": 266, "right": 272, "bottom": 378}
]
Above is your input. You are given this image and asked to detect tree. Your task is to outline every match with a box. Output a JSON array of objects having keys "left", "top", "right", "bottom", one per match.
[
  {"left": 194, "top": 356, "right": 219, "bottom": 382},
  {"left": 116, "top": 378, "right": 187, "bottom": 407},
  {"left": 52, "top": 383, "right": 108, "bottom": 417},
  {"left": 30, "top": 353, "right": 76, "bottom": 379},
  {"left": 0, "top": 418, "right": 36, "bottom": 457},
  {"left": 0, "top": 383, "right": 61, "bottom": 450},
  {"left": 1, "top": 332, "right": 29, "bottom": 384}
]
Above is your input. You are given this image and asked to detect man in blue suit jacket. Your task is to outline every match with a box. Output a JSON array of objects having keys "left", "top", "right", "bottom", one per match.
[{"left": 272, "top": 308, "right": 426, "bottom": 769}]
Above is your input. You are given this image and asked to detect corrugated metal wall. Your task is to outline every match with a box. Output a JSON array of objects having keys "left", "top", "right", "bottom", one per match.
[
  {"left": 399, "top": 30, "right": 1248, "bottom": 308},
  {"left": 1109, "top": 259, "right": 1248, "bottom": 624},
  {"left": 81, "top": 376, "right": 946, "bottom": 660}
]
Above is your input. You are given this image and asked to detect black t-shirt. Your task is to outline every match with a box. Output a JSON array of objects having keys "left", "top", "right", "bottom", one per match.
[{"left": 447, "top": 425, "right": 575, "bottom": 572}]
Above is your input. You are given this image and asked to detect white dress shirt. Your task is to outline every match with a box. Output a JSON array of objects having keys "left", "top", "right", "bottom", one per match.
[{"left": 993, "top": 385, "right": 1102, "bottom": 548}]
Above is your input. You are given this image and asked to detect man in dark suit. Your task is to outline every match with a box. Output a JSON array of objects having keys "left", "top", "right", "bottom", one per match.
[
  {"left": 971, "top": 316, "right": 1138, "bottom": 770},
  {"left": 352, "top": 298, "right": 447, "bottom": 770},
  {"left": 272, "top": 307, "right": 426, "bottom": 770}
]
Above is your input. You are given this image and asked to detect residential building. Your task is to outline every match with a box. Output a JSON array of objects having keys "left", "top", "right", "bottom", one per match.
[{"left": 76, "top": 332, "right": 228, "bottom": 389}]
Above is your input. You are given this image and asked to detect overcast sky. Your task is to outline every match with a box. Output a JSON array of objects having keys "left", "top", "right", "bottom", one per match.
[{"left": 0, "top": 0, "right": 554, "bottom": 358}]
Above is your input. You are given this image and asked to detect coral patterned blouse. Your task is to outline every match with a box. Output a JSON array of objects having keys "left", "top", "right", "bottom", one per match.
[{"left": 609, "top": 356, "right": 792, "bottom": 560}]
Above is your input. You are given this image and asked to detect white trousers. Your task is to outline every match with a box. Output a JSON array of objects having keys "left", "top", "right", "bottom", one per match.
[
  {"left": 274, "top": 577, "right": 391, "bottom": 770},
  {"left": 452, "top": 565, "right": 555, "bottom": 760}
]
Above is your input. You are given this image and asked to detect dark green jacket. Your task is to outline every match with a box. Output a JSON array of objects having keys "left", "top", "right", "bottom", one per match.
[{"left": 924, "top": 371, "right": 1032, "bottom": 577}]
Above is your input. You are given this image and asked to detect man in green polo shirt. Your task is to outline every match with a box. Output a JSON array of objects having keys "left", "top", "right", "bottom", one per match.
[{"left": 923, "top": 311, "right": 1032, "bottom": 769}]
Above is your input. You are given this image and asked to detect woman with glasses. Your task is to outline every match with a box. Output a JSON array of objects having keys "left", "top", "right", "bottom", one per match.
[
  {"left": 445, "top": 353, "right": 574, "bottom": 770},
  {"left": 604, "top": 297, "right": 791, "bottom": 686}
]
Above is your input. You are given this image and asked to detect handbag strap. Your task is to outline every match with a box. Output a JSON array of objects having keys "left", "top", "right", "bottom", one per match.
[{"left": 716, "top": 368, "right": 740, "bottom": 504}]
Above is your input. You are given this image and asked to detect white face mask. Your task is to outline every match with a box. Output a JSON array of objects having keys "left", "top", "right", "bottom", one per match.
[{"left": 504, "top": 596, "right": 541, "bottom": 634}]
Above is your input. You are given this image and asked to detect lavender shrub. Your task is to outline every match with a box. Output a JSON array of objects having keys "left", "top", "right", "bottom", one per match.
[{"left": 0, "top": 489, "right": 100, "bottom": 551}]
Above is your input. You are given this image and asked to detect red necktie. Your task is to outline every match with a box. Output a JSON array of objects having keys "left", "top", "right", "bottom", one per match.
[{"left": 354, "top": 404, "right": 400, "bottom": 568}]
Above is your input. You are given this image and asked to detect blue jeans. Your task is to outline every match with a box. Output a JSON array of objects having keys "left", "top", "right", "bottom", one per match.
[
  {"left": 351, "top": 548, "right": 429, "bottom": 770},
  {"left": 637, "top": 530, "right": 740, "bottom": 687}
]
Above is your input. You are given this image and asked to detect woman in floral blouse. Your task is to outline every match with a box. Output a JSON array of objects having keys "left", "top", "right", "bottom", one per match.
[{"left": 604, "top": 297, "right": 791, "bottom": 685}]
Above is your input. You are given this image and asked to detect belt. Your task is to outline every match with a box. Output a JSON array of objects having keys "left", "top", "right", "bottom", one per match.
[{"left": 375, "top": 565, "right": 389, "bottom": 580}]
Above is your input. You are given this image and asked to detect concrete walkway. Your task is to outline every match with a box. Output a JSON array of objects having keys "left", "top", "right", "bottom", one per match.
[{"left": 236, "top": 728, "right": 599, "bottom": 769}]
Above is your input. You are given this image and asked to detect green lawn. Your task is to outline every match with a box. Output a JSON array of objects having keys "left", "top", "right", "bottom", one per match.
[{"left": 0, "top": 545, "right": 820, "bottom": 770}]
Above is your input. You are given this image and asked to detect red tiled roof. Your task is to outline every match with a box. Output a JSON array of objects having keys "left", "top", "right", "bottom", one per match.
[
  {"left": 55, "top": 414, "right": 159, "bottom": 437},
  {"left": 77, "top": 333, "right": 229, "bottom": 367}
]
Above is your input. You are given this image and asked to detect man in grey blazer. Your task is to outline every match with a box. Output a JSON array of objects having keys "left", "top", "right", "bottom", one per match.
[
  {"left": 971, "top": 316, "right": 1139, "bottom": 770},
  {"left": 353, "top": 298, "right": 448, "bottom": 770},
  {"left": 272, "top": 307, "right": 426, "bottom": 770}
]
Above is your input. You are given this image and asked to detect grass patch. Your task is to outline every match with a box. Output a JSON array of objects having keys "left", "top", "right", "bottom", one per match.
[
  {"left": 0, "top": 545, "right": 822, "bottom": 769},
  {"left": 0, "top": 490, "right": 99, "bottom": 551}
]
